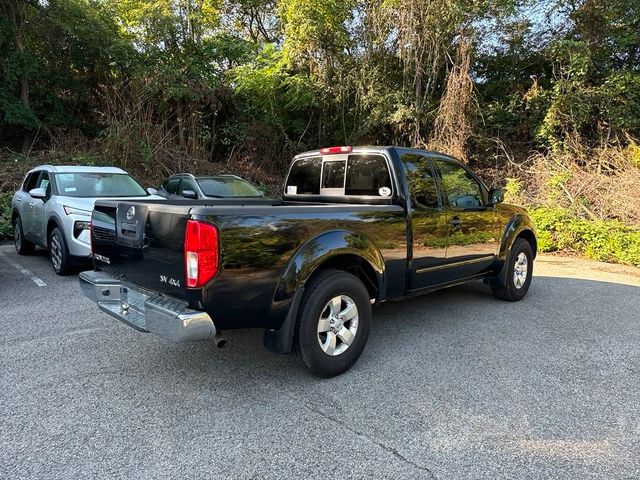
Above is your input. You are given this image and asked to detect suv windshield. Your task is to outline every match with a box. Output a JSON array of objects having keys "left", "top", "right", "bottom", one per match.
[
  {"left": 54, "top": 173, "right": 147, "bottom": 197},
  {"left": 198, "top": 177, "right": 262, "bottom": 198}
]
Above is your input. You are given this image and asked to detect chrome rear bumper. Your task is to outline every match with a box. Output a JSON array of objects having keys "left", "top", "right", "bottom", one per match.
[{"left": 79, "top": 270, "right": 216, "bottom": 343}]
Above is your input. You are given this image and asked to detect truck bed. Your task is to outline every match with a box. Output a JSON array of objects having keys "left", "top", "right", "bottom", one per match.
[{"left": 91, "top": 198, "right": 408, "bottom": 330}]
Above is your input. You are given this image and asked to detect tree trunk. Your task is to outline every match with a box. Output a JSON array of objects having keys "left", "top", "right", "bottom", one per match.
[{"left": 6, "top": 0, "right": 34, "bottom": 152}]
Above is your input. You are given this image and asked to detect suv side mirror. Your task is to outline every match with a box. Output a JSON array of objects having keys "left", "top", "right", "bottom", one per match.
[
  {"left": 147, "top": 187, "right": 158, "bottom": 195},
  {"left": 29, "top": 187, "right": 47, "bottom": 199},
  {"left": 182, "top": 189, "right": 198, "bottom": 199},
  {"left": 488, "top": 187, "right": 504, "bottom": 206}
]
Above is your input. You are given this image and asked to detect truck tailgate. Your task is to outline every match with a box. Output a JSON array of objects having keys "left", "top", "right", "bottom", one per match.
[{"left": 92, "top": 200, "right": 192, "bottom": 299}]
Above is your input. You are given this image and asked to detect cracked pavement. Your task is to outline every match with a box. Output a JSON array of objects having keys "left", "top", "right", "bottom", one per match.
[{"left": 1, "top": 244, "right": 639, "bottom": 479}]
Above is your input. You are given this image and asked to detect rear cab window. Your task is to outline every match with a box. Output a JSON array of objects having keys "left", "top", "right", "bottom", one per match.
[{"left": 285, "top": 153, "right": 393, "bottom": 199}]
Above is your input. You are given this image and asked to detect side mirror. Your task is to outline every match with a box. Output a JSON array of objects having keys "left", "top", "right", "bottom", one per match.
[
  {"left": 29, "top": 187, "right": 47, "bottom": 199},
  {"left": 488, "top": 187, "right": 504, "bottom": 206},
  {"left": 182, "top": 189, "right": 198, "bottom": 199},
  {"left": 147, "top": 187, "right": 158, "bottom": 195}
]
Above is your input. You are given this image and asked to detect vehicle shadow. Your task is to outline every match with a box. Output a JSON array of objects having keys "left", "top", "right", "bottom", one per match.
[
  {"left": 132, "top": 274, "right": 640, "bottom": 392},
  {"left": 29, "top": 246, "right": 92, "bottom": 274}
]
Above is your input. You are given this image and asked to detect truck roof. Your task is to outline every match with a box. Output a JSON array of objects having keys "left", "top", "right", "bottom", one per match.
[{"left": 293, "top": 145, "right": 458, "bottom": 160}]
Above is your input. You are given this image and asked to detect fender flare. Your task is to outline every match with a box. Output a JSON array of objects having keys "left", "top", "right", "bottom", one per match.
[
  {"left": 264, "top": 230, "right": 385, "bottom": 354},
  {"left": 276, "top": 229, "right": 385, "bottom": 301},
  {"left": 46, "top": 213, "right": 66, "bottom": 246},
  {"left": 495, "top": 214, "right": 537, "bottom": 284}
]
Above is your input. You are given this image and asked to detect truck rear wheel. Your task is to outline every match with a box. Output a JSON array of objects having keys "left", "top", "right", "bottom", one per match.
[{"left": 293, "top": 269, "right": 371, "bottom": 378}]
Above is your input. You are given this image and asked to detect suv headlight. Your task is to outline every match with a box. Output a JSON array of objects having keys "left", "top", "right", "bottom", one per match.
[
  {"left": 74, "top": 221, "right": 91, "bottom": 238},
  {"left": 64, "top": 205, "right": 92, "bottom": 216}
]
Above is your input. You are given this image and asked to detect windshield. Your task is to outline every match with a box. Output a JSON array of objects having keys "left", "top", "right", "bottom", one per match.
[
  {"left": 197, "top": 177, "right": 262, "bottom": 198},
  {"left": 54, "top": 173, "right": 148, "bottom": 198}
]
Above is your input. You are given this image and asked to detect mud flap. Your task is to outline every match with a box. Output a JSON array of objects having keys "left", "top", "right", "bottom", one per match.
[{"left": 263, "top": 288, "right": 305, "bottom": 355}]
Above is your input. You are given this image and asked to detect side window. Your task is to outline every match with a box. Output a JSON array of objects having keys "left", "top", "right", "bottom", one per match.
[
  {"left": 285, "top": 157, "right": 321, "bottom": 195},
  {"left": 37, "top": 171, "right": 51, "bottom": 197},
  {"left": 401, "top": 154, "right": 439, "bottom": 209},
  {"left": 434, "top": 160, "right": 484, "bottom": 208},
  {"left": 164, "top": 178, "right": 180, "bottom": 194},
  {"left": 23, "top": 172, "right": 40, "bottom": 192},
  {"left": 179, "top": 179, "right": 197, "bottom": 194},
  {"left": 345, "top": 155, "right": 392, "bottom": 196}
]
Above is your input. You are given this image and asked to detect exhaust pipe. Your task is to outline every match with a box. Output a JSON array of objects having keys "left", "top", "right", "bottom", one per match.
[{"left": 213, "top": 332, "right": 228, "bottom": 349}]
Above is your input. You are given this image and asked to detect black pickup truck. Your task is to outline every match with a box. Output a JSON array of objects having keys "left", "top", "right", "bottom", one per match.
[{"left": 80, "top": 146, "right": 537, "bottom": 377}]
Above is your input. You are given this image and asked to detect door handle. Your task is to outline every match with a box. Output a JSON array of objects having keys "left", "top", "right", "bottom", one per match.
[
  {"left": 29, "top": 202, "right": 35, "bottom": 208},
  {"left": 16, "top": 199, "right": 21, "bottom": 204}
]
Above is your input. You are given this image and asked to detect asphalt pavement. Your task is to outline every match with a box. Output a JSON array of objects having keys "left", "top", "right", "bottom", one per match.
[{"left": 1, "top": 244, "right": 639, "bottom": 479}]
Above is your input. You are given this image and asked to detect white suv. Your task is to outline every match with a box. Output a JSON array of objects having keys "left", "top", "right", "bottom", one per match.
[{"left": 11, "top": 165, "right": 162, "bottom": 274}]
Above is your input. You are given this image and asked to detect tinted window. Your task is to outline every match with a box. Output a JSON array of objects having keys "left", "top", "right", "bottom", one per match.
[
  {"left": 198, "top": 177, "right": 261, "bottom": 198},
  {"left": 345, "top": 155, "right": 392, "bottom": 196},
  {"left": 401, "top": 154, "right": 439, "bottom": 209},
  {"left": 286, "top": 157, "right": 321, "bottom": 195},
  {"left": 164, "top": 178, "right": 180, "bottom": 194},
  {"left": 322, "top": 161, "right": 346, "bottom": 189},
  {"left": 23, "top": 172, "right": 40, "bottom": 192},
  {"left": 54, "top": 173, "right": 147, "bottom": 197},
  {"left": 179, "top": 179, "right": 197, "bottom": 195},
  {"left": 434, "top": 160, "right": 484, "bottom": 207}
]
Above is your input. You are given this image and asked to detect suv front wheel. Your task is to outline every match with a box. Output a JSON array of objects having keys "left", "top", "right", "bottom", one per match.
[{"left": 49, "top": 227, "right": 72, "bottom": 275}]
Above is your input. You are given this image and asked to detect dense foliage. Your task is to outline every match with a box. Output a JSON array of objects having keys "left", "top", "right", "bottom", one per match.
[
  {"left": 1, "top": 0, "right": 640, "bottom": 265},
  {"left": 3, "top": 0, "right": 638, "bottom": 163},
  {"left": 531, "top": 207, "right": 640, "bottom": 267}
]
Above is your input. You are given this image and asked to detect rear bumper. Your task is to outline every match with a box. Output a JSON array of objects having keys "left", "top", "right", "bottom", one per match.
[{"left": 79, "top": 270, "right": 216, "bottom": 343}]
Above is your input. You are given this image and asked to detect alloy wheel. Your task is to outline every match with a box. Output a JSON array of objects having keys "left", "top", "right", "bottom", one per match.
[
  {"left": 50, "top": 234, "right": 63, "bottom": 271},
  {"left": 14, "top": 220, "right": 21, "bottom": 251},
  {"left": 317, "top": 295, "right": 359, "bottom": 356},
  {"left": 513, "top": 252, "right": 528, "bottom": 289}
]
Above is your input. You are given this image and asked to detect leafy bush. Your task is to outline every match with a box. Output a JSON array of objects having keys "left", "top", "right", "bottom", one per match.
[
  {"left": 0, "top": 192, "right": 14, "bottom": 240},
  {"left": 530, "top": 207, "right": 640, "bottom": 267}
]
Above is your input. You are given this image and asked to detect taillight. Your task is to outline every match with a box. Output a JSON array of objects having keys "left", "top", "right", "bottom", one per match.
[
  {"left": 320, "top": 146, "right": 352, "bottom": 154},
  {"left": 184, "top": 220, "right": 219, "bottom": 288}
]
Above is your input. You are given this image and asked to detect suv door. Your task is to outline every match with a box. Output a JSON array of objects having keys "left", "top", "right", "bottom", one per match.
[
  {"left": 432, "top": 158, "right": 499, "bottom": 280},
  {"left": 15, "top": 172, "right": 39, "bottom": 231},
  {"left": 29, "top": 171, "right": 52, "bottom": 244},
  {"left": 401, "top": 153, "right": 449, "bottom": 290},
  {"left": 22, "top": 170, "right": 45, "bottom": 242}
]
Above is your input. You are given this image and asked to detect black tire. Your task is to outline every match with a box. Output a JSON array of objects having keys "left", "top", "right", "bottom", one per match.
[
  {"left": 13, "top": 216, "right": 36, "bottom": 255},
  {"left": 491, "top": 237, "right": 534, "bottom": 301},
  {"left": 294, "top": 269, "right": 372, "bottom": 378},
  {"left": 49, "top": 227, "right": 72, "bottom": 275}
]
